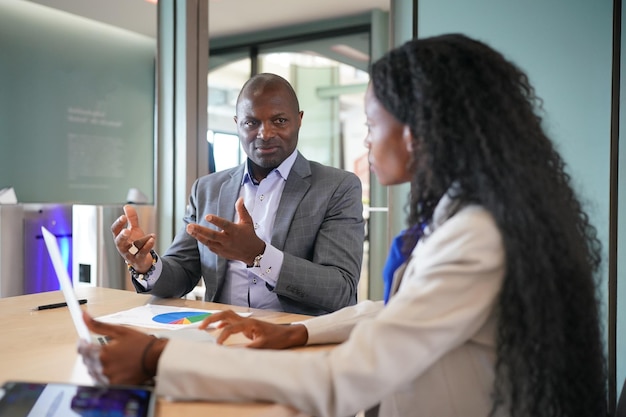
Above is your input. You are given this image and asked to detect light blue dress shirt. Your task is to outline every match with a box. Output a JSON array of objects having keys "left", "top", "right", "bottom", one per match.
[{"left": 215, "top": 150, "right": 296, "bottom": 310}]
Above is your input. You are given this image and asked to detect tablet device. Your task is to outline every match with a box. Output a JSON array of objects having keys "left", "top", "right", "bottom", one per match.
[{"left": 0, "top": 381, "right": 155, "bottom": 417}]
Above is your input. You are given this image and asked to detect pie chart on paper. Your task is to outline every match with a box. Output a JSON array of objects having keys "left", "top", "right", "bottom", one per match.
[{"left": 152, "top": 311, "right": 212, "bottom": 325}]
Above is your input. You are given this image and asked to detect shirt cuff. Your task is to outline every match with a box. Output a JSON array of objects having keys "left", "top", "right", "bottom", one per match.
[
  {"left": 133, "top": 256, "right": 163, "bottom": 291},
  {"left": 248, "top": 244, "right": 283, "bottom": 289}
]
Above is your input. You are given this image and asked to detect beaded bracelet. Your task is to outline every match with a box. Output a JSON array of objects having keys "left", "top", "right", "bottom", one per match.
[{"left": 126, "top": 250, "right": 158, "bottom": 281}]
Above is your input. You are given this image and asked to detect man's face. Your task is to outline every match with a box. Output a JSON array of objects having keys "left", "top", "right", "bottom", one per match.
[{"left": 234, "top": 83, "right": 303, "bottom": 177}]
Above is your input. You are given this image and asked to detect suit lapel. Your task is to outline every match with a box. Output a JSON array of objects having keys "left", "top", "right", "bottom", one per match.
[
  {"left": 217, "top": 169, "right": 241, "bottom": 220},
  {"left": 272, "top": 153, "right": 311, "bottom": 249},
  {"left": 389, "top": 258, "right": 410, "bottom": 299},
  {"left": 215, "top": 167, "right": 243, "bottom": 289}
]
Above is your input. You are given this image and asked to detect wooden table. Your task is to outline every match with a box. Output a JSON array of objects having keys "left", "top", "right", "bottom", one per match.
[{"left": 0, "top": 287, "right": 321, "bottom": 417}]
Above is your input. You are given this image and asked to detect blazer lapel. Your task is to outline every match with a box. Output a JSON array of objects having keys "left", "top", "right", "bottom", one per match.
[
  {"left": 217, "top": 169, "right": 241, "bottom": 219},
  {"left": 389, "top": 258, "right": 411, "bottom": 299},
  {"left": 272, "top": 153, "right": 311, "bottom": 249},
  {"left": 215, "top": 167, "right": 243, "bottom": 287}
]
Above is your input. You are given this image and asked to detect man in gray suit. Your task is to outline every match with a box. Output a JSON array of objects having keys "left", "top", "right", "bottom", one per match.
[{"left": 112, "top": 73, "right": 364, "bottom": 316}]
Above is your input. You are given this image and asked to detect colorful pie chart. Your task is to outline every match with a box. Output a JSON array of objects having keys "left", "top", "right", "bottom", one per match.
[{"left": 152, "top": 311, "right": 212, "bottom": 325}]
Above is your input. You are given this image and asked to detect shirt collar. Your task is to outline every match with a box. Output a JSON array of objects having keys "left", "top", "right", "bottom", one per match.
[{"left": 242, "top": 149, "right": 298, "bottom": 185}]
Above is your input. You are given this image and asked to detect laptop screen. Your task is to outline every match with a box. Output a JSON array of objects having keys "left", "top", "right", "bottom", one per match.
[{"left": 41, "top": 226, "right": 92, "bottom": 343}]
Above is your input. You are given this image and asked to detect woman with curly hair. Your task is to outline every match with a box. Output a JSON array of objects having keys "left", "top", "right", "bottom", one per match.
[{"left": 80, "top": 34, "right": 607, "bottom": 417}]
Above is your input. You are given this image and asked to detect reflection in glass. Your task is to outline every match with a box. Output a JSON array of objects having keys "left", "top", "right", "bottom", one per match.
[
  {"left": 207, "top": 131, "right": 243, "bottom": 173},
  {"left": 207, "top": 57, "right": 251, "bottom": 173}
]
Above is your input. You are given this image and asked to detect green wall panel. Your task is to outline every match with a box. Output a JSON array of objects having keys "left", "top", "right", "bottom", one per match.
[{"left": 0, "top": 0, "right": 156, "bottom": 204}]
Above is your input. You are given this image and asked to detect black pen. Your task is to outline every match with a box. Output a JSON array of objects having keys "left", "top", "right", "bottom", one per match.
[{"left": 36, "top": 299, "right": 87, "bottom": 311}]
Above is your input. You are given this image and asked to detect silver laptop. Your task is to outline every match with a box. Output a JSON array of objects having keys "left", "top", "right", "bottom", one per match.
[{"left": 41, "top": 226, "right": 108, "bottom": 345}]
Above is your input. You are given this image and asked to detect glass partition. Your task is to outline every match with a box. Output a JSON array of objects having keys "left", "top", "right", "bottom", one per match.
[{"left": 207, "top": 56, "right": 251, "bottom": 172}]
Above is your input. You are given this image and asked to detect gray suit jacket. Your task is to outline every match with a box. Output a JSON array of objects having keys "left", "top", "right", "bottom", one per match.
[{"left": 149, "top": 152, "right": 364, "bottom": 315}]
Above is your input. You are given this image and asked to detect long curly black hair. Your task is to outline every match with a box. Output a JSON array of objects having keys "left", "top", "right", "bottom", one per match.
[{"left": 370, "top": 34, "right": 607, "bottom": 417}]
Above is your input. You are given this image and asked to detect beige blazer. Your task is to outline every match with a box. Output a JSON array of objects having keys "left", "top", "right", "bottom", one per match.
[{"left": 156, "top": 193, "right": 506, "bottom": 417}]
